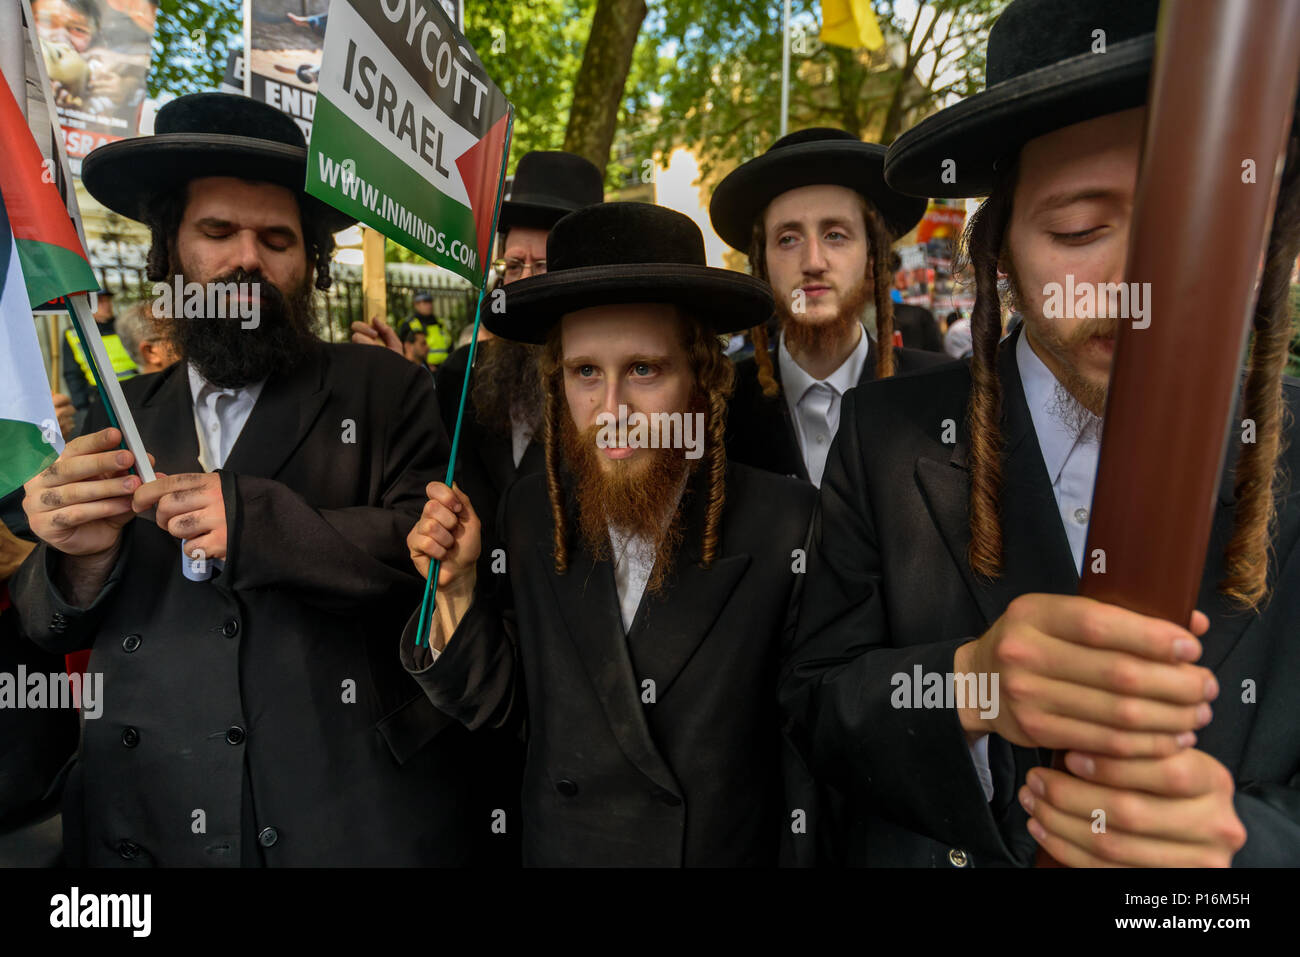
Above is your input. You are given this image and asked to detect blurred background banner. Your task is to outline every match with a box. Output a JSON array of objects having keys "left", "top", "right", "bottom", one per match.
[{"left": 30, "top": 0, "right": 158, "bottom": 174}]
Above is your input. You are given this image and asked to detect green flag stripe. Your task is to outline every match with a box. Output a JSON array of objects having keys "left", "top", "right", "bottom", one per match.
[
  {"left": 0, "top": 418, "right": 56, "bottom": 499},
  {"left": 15, "top": 236, "right": 98, "bottom": 309}
]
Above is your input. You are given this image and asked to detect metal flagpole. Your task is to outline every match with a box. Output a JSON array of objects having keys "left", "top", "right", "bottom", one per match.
[{"left": 780, "top": 0, "right": 791, "bottom": 136}]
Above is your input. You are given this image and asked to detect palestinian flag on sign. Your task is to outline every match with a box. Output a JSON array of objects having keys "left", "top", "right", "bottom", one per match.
[{"left": 0, "top": 75, "right": 98, "bottom": 496}]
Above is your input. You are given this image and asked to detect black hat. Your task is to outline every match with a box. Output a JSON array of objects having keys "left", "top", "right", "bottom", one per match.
[
  {"left": 497, "top": 151, "right": 604, "bottom": 235},
  {"left": 485, "top": 202, "right": 773, "bottom": 344},
  {"left": 885, "top": 0, "right": 1158, "bottom": 198},
  {"left": 709, "top": 128, "right": 928, "bottom": 251},
  {"left": 413, "top": 291, "right": 433, "bottom": 304},
  {"left": 81, "top": 92, "right": 354, "bottom": 234}
]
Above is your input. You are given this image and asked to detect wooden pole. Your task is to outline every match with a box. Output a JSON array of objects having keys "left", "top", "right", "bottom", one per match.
[{"left": 361, "top": 226, "right": 387, "bottom": 329}]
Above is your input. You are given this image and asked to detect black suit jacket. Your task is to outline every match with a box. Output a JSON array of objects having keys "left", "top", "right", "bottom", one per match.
[
  {"left": 436, "top": 344, "right": 544, "bottom": 558},
  {"left": 9, "top": 342, "right": 493, "bottom": 866},
  {"left": 726, "top": 339, "right": 952, "bottom": 481},
  {"left": 402, "top": 464, "right": 819, "bottom": 866},
  {"left": 781, "top": 327, "right": 1300, "bottom": 866}
]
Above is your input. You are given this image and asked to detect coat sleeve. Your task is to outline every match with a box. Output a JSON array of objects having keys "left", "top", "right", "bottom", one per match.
[
  {"left": 222, "top": 360, "right": 447, "bottom": 612},
  {"left": 8, "top": 531, "right": 132, "bottom": 656},
  {"left": 778, "top": 394, "right": 1016, "bottom": 863},
  {"left": 398, "top": 481, "right": 522, "bottom": 733},
  {"left": 1233, "top": 778, "right": 1300, "bottom": 864}
]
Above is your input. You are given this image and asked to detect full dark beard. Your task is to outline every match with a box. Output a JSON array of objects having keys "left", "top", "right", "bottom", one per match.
[
  {"left": 167, "top": 267, "right": 319, "bottom": 388},
  {"left": 777, "top": 275, "right": 872, "bottom": 355},
  {"left": 560, "top": 413, "right": 697, "bottom": 595},
  {"left": 471, "top": 339, "right": 543, "bottom": 435}
]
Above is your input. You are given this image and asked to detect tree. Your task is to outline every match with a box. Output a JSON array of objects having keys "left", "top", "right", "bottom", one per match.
[
  {"left": 148, "top": 0, "right": 243, "bottom": 99},
  {"left": 632, "top": 0, "right": 1006, "bottom": 185},
  {"left": 562, "top": 0, "right": 648, "bottom": 169}
]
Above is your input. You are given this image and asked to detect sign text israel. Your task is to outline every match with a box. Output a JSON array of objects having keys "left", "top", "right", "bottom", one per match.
[{"left": 306, "top": 0, "right": 511, "bottom": 284}]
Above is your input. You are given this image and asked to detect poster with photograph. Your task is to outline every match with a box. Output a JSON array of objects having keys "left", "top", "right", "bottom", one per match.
[
  {"left": 30, "top": 0, "right": 158, "bottom": 173},
  {"left": 246, "top": 0, "right": 328, "bottom": 140}
]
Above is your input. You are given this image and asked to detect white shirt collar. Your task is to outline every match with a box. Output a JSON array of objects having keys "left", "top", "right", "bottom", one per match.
[
  {"left": 1015, "top": 329, "right": 1095, "bottom": 485},
  {"left": 186, "top": 362, "right": 266, "bottom": 403},
  {"left": 776, "top": 323, "right": 870, "bottom": 403}
]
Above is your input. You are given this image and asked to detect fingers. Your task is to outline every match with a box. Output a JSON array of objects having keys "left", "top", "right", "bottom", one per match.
[
  {"left": 450, "top": 483, "right": 478, "bottom": 522},
  {"left": 1023, "top": 771, "right": 1240, "bottom": 867},
  {"left": 1011, "top": 707, "right": 1191, "bottom": 758},
  {"left": 1005, "top": 627, "right": 1215, "bottom": 706},
  {"left": 34, "top": 474, "right": 142, "bottom": 510},
  {"left": 350, "top": 320, "right": 381, "bottom": 344},
  {"left": 43, "top": 497, "right": 135, "bottom": 530},
  {"left": 1011, "top": 594, "right": 1203, "bottom": 663},
  {"left": 1025, "top": 672, "right": 1211, "bottom": 734},
  {"left": 1063, "top": 748, "right": 1234, "bottom": 800},
  {"left": 1189, "top": 610, "right": 1210, "bottom": 638},
  {"left": 1025, "top": 767, "right": 1214, "bottom": 844},
  {"left": 181, "top": 531, "right": 227, "bottom": 563},
  {"left": 133, "top": 473, "right": 210, "bottom": 512}
]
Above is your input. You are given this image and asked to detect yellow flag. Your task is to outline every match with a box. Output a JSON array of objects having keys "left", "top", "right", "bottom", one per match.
[{"left": 820, "top": 0, "right": 885, "bottom": 51}]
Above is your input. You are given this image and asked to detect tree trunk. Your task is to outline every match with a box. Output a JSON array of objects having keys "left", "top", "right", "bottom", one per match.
[{"left": 562, "top": 0, "right": 647, "bottom": 173}]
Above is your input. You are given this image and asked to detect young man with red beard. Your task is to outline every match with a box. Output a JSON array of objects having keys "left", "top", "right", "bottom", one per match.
[
  {"left": 711, "top": 128, "right": 948, "bottom": 487},
  {"left": 782, "top": 0, "right": 1300, "bottom": 866},
  {"left": 399, "top": 203, "right": 819, "bottom": 866}
]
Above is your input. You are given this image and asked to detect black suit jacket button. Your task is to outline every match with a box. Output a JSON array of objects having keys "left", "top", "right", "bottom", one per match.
[
  {"left": 122, "top": 633, "right": 142, "bottom": 653},
  {"left": 50, "top": 613, "right": 67, "bottom": 633},
  {"left": 258, "top": 826, "right": 279, "bottom": 848},
  {"left": 555, "top": 778, "right": 578, "bottom": 797},
  {"left": 225, "top": 726, "right": 245, "bottom": 745},
  {"left": 948, "top": 848, "right": 970, "bottom": 867},
  {"left": 116, "top": 840, "right": 140, "bottom": 860},
  {"left": 121, "top": 727, "right": 139, "bottom": 748},
  {"left": 221, "top": 619, "right": 239, "bottom": 638},
  {"left": 654, "top": 789, "right": 682, "bottom": 807}
]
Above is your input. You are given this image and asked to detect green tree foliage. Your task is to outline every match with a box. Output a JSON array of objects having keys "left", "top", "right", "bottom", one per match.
[
  {"left": 148, "top": 0, "right": 243, "bottom": 98},
  {"left": 633, "top": 0, "right": 1006, "bottom": 184}
]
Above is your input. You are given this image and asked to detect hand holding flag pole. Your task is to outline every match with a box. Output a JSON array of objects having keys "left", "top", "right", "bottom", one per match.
[{"left": 414, "top": 108, "right": 514, "bottom": 649}]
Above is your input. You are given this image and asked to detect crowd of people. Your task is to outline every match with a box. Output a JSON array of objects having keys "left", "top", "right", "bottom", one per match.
[{"left": 2, "top": 0, "right": 1298, "bottom": 868}]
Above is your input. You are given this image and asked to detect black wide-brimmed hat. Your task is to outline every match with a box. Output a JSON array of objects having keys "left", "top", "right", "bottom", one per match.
[
  {"left": 497, "top": 150, "right": 604, "bottom": 235},
  {"left": 81, "top": 92, "right": 354, "bottom": 233},
  {"left": 885, "top": 0, "right": 1158, "bottom": 199},
  {"left": 709, "top": 128, "right": 928, "bottom": 250},
  {"left": 485, "top": 202, "right": 773, "bottom": 344}
]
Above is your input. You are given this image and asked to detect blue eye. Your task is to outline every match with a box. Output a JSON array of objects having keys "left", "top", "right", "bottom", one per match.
[
  {"left": 632, "top": 363, "right": 652, "bottom": 376},
  {"left": 577, "top": 365, "right": 596, "bottom": 377}
]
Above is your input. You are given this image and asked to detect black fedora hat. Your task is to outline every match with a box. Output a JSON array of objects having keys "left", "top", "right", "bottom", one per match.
[
  {"left": 81, "top": 92, "right": 354, "bottom": 234},
  {"left": 485, "top": 202, "right": 773, "bottom": 344},
  {"left": 709, "top": 128, "right": 928, "bottom": 251},
  {"left": 497, "top": 150, "right": 604, "bottom": 235},
  {"left": 885, "top": 0, "right": 1158, "bottom": 199}
]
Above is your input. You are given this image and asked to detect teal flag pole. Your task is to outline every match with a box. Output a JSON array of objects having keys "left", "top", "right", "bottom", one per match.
[{"left": 415, "top": 107, "right": 515, "bottom": 648}]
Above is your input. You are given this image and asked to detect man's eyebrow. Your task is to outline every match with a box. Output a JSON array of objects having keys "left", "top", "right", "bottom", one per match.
[
  {"left": 770, "top": 216, "right": 858, "bottom": 234},
  {"left": 1032, "top": 188, "right": 1124, "bottom": 215},
  {"left": 562, "top": 353, "right": 672, "bottom": 368},
  {"left": 193, "top": 217, "right": 300, "bottom": 240}
]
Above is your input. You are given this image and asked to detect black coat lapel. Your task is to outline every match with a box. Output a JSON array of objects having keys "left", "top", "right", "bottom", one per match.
[
  {"left": 535, "top": 528, "right": 679, "bottom": 795},
  {"left": 222, "top": 343, "right": 330, "bottom": 478},
  {"left": 765, "top": 354, "right": 809, "bottom": 481},
  {"left": 915, "top": 330, "right": 1078, "bottom": 628},
  {"left": 625, "top": 481, "right": 751, "bottom": 701},
  {"left": 134, "top": 363, "right": 202, "bottom": 474}
]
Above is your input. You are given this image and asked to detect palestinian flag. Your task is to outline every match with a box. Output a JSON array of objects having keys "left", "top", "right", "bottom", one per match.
[
  {"left": 0, "top": 73, "right": 97, "bottom": 496},
  {"left": 0, "top": 76, "right": 98, "bottom": 309},
  {"left": 0, "top": 190, "right": 62, "bottom": 496}
]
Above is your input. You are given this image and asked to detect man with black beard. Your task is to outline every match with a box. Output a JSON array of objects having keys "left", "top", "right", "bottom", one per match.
[
  {"left": 711, "top": 129, "right": 947, "bottom": 487},
  {"left": 8, "top": 94, "right": 489, "bottom": 866},
  {"left": 399, "top": 203, "right": 818, "bottom": 866}
]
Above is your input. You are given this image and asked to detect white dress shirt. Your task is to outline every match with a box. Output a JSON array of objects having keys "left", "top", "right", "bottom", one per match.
[
  {"left": 182, "top": 364, "right": 265, "bottom": 580},
  {"left": 609, "top": 526, "right": 657, "bottom": 633},
  {"left": 777, "top": 326, "right": 870, "bottom": 488},
  {"left": 967, "top": 332, "right": 1103, "bottom": 801},
  {"left": 510, "top": 411, "right": 534, "bottom": 469}
]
